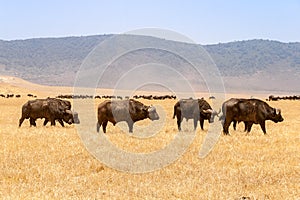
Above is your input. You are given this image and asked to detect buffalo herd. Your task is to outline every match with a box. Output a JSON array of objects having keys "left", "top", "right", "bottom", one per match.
[
  {"left": 16, "top": 96, "right": 285, "bottom": 135},
  {"left": 55, "top": 94, "right": 176, "bottom": 100},
  {"left": 0, "top": 93, "right": 37, "bottom": 98},
  {"left": 172, "top": 97, "right": 283, "bottom": 135},
  {"left": 268, "top": 95, "right": 300, "bottom": 101}
]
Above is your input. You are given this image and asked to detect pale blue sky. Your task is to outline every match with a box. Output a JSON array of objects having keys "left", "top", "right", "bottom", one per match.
[{"left": 1, "top": 0, "right": 299, "bottom": 44}]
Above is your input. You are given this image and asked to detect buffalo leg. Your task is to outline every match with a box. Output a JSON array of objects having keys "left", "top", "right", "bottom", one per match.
[
  {"left": 246, "top": 122, "right": 253, "bottom": 134},
  {"left": 233, "top": 120, "right": 237, "bottom": 130},
  {"left": 243, "top": 121, "right": 247, "bottom": 132},
  {"left": 19, "top": 117, "right": 25, "bottom": 127},
  {"left": 127, "top": 121, "right": 134, "bottom": 133},
  {"left": 97, "top": 118, "right": 103, "bottom": 133},
  {"left": 57, "top": 119, "right": 64, "bottom": 127},
  {"left": 102, "top": 120, "right": 108, "bottom": 133},
  {"left": 177, "top": 119, "right": 181, "bottom": 131},
  {"left": 177, "top": 118, "right": 183, "bottom": 131},
  {"left": 50, "top": 118, "right": 56, "bottom": 126},
  {"left": 193, "top": 118, "right": 198, "bottom": 130},
  {"left": 259, "top": 121, "right": 267, "bottom": 134},
  {"left": 223, "top": 119, "right": 231, "bottom": 135},
  {"left": 96, "top": 121, "right": 101, "bottom": 133},
  {"left": 176, "top": 112, "right": 182, "bottom": 131},
  {"left": 30, "top": 118, "right": 36, "bottom": 127},
  {"left": 43, "top": 119, "right": 49, "bottom": 126},
  {"left": 199, "top": 118, "right": 204, "bottom": 130},
  {"left": 173, "top": 106, "right": 177, "bottom": 119},
  {"left": 43, "top": 119, "right": 62, "bottom": 126}
]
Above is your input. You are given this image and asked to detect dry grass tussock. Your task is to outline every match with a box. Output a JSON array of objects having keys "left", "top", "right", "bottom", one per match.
[{"left": 0, "top": 84, "right": 299, "bottom": 199}]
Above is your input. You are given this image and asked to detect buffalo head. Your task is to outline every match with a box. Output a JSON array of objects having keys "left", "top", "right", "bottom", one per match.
[
  {"left": 202, "top": 109, "right": 220, "bottom": 123},
  {"left": 271, "top": 108, "right": 284, "bottom": 123},
  {"left": 146, "top": 106, "right": 159, "bottom": 121},
  {"left": 63, "top": 110, "right": 80, "bottom": 125},
  {"left": 72, "top": 111, "right": 80, "bottom": 124}
]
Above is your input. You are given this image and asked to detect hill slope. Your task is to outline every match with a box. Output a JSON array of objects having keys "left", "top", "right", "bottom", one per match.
[{"left": 0, "top": 35, "right": 299, "bottom": 93}]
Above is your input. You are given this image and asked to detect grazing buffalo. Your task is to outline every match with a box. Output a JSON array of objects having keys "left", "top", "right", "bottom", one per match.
[
  {"left": 97, "top": 99, "right": 159, "bottom": 133},
  {"left": 42, "top": 98, "right": 75, "bottom": 126},
  {"left": 173, "top": 98, "right": 219, "bottom": 131},
  {"left": 19, "top": 98, "right": 79, "bottom": 127},
  {"left": 222, "top": 98, "right": 283, "bottom": 135}
]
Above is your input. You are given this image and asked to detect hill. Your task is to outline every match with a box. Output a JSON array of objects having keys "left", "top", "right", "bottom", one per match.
[
  {"left": 0, "top": 35, "right": 110, "bottom": 86},
  {"left": 0, "top": 35, "right": 299, "bottom": 93},
  {"left": 205, "top": 39, "right": 300, "bottom": 76}
]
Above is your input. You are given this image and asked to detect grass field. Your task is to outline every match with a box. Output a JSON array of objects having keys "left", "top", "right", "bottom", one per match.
[{"left": 0, "top": 80, "right": 299, "bottom": 199}]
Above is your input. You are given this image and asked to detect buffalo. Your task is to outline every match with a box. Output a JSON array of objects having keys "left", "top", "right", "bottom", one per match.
[
  {"left": 221, "top": 98, "right": 283, "bottom": 135},
  {"left": 97, "top": 99, "right": 159, "bottom": 133},
  {"left": 19, "top": 98, "right": 79, "bottom": 127},
  {"left": 42, "top": 98, "right": 77, "bottom": 126},
  {"left": 173, "top": 98, "right": 219, "bottom": 131}
]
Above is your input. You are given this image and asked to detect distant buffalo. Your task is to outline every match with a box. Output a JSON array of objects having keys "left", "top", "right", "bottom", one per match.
[
  {"left": 173, "top": 98, "right": 219, "bottom": 131},
  {"left": 27, "top": 94, "right": 35, "bottom": 97},
  {"left": 268, "top": 95, "right": 300, "bottom": 101},
  {"left": 133, "top": 94, "right": 176, "bottom": 100},
  {"left": 19, "top": 98, "right": 79, "bottom": 127},
  {"left": 221, "top": 98, "right": 283, "bottom": 135},
  {"left": 97, "top": 99, "right": 159, "bottom": 133}
]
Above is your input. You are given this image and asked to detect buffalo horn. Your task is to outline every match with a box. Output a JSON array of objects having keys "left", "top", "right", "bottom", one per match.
[
  {"left": 65, "top": 110, "right": 72, "bottom": 114},
  {"left": 202, "top": 109, "right": 213, "bottom": 114},
  {"left": 276, "top": 108, "right": 281, "bottom": 114},
  {"left": 148, "top": 106, "right": 156, "bottom": 112}
]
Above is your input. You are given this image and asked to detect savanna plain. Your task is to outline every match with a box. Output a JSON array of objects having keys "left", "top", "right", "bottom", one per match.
[{"left": 0, "top": 80, "right": 299, "bottom": 199}]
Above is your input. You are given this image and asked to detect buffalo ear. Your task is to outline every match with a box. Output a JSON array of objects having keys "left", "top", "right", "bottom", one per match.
[{"left": 143, "top": 106, "right": 150, "bottom": 112}]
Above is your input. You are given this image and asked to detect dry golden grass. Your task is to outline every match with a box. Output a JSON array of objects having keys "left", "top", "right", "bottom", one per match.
[{"left": 0, "top": 81, "right": 299, "bottom": 199}]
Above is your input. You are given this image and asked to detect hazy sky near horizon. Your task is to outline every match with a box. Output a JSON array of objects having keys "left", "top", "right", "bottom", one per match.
[{"left": 1, "top": 0, "right": 299, "bottom": 44}]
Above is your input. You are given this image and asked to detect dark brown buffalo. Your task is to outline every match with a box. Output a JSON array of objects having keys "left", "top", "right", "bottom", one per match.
[
  {"left": 222, "top": 98, "right": 283, "bottom": 135},
  {"left": 173, "top": 98, "right": 219, "bottom": 131},
  {"left": 19, "top": 98, "right": 79, "bottom": 127},
  {"left": 36, "top": 97, "right": 73, "bottom": 126},
  {"left": 97, "top": 99, "right": 159, "bottom": 133},
  {"left": 42, "top": 98, "right": 75, "bottom": 126}
]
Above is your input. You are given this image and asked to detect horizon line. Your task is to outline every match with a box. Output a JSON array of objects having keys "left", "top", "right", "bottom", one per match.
[{"left": 0, "top": 34, "right": 299, "bottom": 46}]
